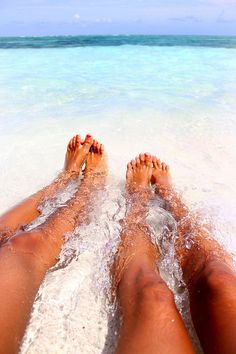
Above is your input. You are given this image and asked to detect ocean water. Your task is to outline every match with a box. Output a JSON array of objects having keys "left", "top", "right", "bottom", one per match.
[{"left": 0, "top": 36, "right": 236, "bottom": 353}]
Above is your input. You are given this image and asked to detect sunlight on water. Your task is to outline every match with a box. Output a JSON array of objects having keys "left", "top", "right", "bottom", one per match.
[{"left": 0, "top": 42, "right": 236, "bottom": 353}]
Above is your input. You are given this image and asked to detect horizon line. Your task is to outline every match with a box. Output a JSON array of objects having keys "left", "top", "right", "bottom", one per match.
[{"left": 1, "top": 33, "right": 236, "bottom": 38}]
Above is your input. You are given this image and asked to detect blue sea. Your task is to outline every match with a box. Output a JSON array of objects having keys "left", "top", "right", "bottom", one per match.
[{"left": 0, "top": 35, "right": 236, "bottom": 353}]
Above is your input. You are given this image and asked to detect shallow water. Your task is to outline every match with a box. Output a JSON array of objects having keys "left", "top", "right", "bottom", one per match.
[{"left": 0, "top": 37, "right": 236, "bottom": 353}]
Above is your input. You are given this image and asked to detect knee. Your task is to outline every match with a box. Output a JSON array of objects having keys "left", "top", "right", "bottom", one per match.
[
  {"left": 10, "top": 230, "right": 44, "bottom": 252},
  {"left": 136, "top": 272, "right": 174, "bottom": 306},
  {"left": 193, "top": 261, "right": 236, "bottom": 298},
  {"left": 5, "top": 230, "right": 49, "bottom": 269}
]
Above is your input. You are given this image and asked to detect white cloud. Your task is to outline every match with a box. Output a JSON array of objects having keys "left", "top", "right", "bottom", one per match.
[{"left": 74, "top": 13, "right": 80, "bottom": 21}]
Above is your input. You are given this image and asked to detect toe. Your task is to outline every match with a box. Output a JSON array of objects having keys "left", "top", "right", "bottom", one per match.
[
  {"left": 92, "top": 139, "right": 98, "bottom": 152},
  {"left": 126, "top": 162, "right": 133, "bottom": 179},
  {"left": 96, "top": 142, "right": 101, "bottom": 153},
  {"left": 92, "top": 140, "right": 97, "bottom": 153},
  {"left": 72, "top": 136, "right": 76, "bottom": 149},
  {"left": 68, "top": 138, "right": 73, "bottom": 151},
  {"left": 100, "top": 144, "right": 104, "bottom": 154},
  {"left": 84, "top": 134, "right": 93, "bottom": 144},
  {"left": 145, "top": 153, "right": 152, "bottom": 165},
  {"left": 131, "top": 159, "right": 136, "bottom": 168},
  {"left": 145, "top": 152, "right": 151, "bottom": 157},
  {"left": 95, "top": 141, "right": 100, "bottom": 153},
  {"left": 151, "top": 155, "right": 156, "bottom": 164},
  {"left": 75, "top": 135, "right": 81, "bottom": 147},
  {"left": 83, "top": 134, "right": 94, "bottom": 148},
  {"left": 139, "top": 153, "right": 145, "bottom": 164},
  {"left": 136, "top": 157, "right": 141, "bottom": 167},
  {"left": 153, "top": 156, "right": 161, "bottom": 169},
  {"left": 152, "top": 158, "right": 158, "bottom": 169},
  {"left": 127, "top": 162, "right": 133, "bottom": 170}
]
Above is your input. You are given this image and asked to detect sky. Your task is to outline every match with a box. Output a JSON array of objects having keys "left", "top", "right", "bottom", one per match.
[{"left": 0, "top": 0, "right": 236, "bottom": 36}]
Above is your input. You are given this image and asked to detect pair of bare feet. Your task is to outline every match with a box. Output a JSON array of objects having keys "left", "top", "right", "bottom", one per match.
[
  {"left": 126, "top": 153, "right": 171, "bottom": 195},
  {"left": 64, "top": 134, "right": 172, "bottom": 195},
  {"left": 64, "top": 134, "right": 107, "bottom": 178}
]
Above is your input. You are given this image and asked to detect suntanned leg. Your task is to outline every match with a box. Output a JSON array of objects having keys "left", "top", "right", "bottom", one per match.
[
  {"left": 151, "top": 155, "right": 236, "bottom": 354},
  {"left": 113, "top": 154, "right": 195, "bottom": 354},
  {"left": 0, "top": 134, "right": 93, "bottom": 243},
  {"left": 0, "top": 138, "right": 107, "bottom": 354}
]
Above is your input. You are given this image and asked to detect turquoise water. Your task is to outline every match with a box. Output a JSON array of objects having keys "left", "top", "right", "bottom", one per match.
[
  {"left": 0, "top": 35, "right": 236, "bottom": 48},
  {"left": 0, "top": 36, "right": 236, "bottom": 353}
]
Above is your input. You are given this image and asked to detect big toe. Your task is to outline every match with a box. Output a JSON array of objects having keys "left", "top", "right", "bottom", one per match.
[
  {"left": 139, "top": 153, "right": 145, "bottom": 165},
  {"left": 152, "top": 156, "right": 161, "bottom": 169},
  {"left": 83, "top": 134, "right": 94, "bottom": 150},
  {"left": 161, "top": 162, "right": 166, "bottom": 171},
  {"left": 145, "top": 153, "right": 152, "bottom": 167}
]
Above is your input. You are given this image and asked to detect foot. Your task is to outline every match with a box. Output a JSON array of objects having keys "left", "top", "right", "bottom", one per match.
[
  {"left": 64, "top": 134, "right": 94, "bottom": 173},
  {"left": 83, "top": 140, "right": 108, "bottom": 178},
  {"left": 126, "top": 153, "right": 153, "bottom": 192},
  {"left": 151, "top": 156, "right": 172, "bottom": 195}
]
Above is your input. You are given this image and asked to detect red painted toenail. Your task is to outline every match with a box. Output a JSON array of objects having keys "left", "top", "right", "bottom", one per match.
[{"left": 86, "top": 134, "right": 92, "bottom": 138}]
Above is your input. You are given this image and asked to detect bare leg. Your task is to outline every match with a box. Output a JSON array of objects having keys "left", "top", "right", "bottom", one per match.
[
  {"left": 0, "top": 139, "right": 107, "bottom": 354},
  {"left": 151, "top": 155, "right": 236, "bottom": 354},
  {"left": 113, "top": 154, "right": 195, "bottom": 354},
  {"left": 0, "top": 134, "right": 93, "bottom": 243}
]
